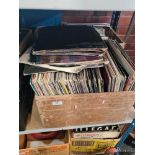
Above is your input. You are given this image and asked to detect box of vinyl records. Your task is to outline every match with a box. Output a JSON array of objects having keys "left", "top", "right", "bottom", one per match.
[
  {"left": 19, "top": 131, "right": 70, "bottom": 155},
  {"left": 20, "top": 25, "right": 135, "bottom": 129},
  {"left": 70, "top": 126, "right": 120, "bottom": 154}
]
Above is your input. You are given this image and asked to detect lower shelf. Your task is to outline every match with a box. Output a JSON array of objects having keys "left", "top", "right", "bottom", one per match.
[{"left": 20, "top": 91, "right": 135, "bottom": 135}]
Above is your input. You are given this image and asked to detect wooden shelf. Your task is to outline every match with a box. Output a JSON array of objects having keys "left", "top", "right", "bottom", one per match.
[{"left": 19, "top": 91, "right": 135, "bottom": 135}]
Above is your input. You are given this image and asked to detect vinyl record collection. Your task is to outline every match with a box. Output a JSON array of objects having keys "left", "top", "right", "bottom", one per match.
[
  {"left": 20, "top": 25, "right": 135, "bottom": 96},
  {"left": 30, "top": 68, "right": 105, "bottom": 96}
]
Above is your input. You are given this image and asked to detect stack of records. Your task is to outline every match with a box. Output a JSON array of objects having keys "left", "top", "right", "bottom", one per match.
[
  {"left": 105, "top": 39, "right": 135, "bottom": 91},
  {"left": 19, "top": 25, "right": 134, "bottom": 96},
  {"left": 30, "top": 68, "right": 104, "bottom": 96},
  {"left": 20, "top": 25, "right": 108, "bottom": 74}
]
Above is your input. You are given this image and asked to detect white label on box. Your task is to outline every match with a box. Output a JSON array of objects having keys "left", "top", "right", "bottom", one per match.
[
  {"left": 52, "top": 101, "right": 63, "bottom": 106},
  {"left": 73, "top": 131, "right": 120, "bottom": 139}
]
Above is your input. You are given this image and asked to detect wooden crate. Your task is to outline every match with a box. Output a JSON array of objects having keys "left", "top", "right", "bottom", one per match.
[
  {"left": 19, "top": 131, "right": 70, "bottom": 155},
  {"left": 34, "top": 91, "right": 134, "bottom": 128},
  {"left": 19, "top": 135, "right": 27, "bottom": 149}
]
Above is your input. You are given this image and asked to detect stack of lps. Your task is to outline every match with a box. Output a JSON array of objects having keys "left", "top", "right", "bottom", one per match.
[
  {"left": 30, "top": 68, "right": 104, "bottom": 96},
  {"left": 105, "top": 39, "right": 135, "bottom": 91},
  {"left": 20, "top": 25, "right": 134, "bottom": 96}
]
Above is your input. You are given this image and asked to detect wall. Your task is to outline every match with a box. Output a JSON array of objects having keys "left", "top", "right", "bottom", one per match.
[{"left": 117, "top": 11, "right": 135, "bottom": 62}]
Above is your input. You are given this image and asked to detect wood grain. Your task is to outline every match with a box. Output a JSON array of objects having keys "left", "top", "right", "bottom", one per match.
[{"left": 34, "top": 91, "right": 135, "bottom": 128}]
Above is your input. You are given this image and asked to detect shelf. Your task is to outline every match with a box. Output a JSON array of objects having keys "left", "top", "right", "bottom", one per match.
[
  {"left": 19, "top": 0, "right": 135, "bottom": 11},
  {"left": 19, "top": 91, "right": 135, "bottom": 135},
  {"left": 19, "top": 104, "right": 134, "bottom": 135}
]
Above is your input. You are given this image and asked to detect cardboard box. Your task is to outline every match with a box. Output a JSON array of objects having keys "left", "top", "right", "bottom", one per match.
[
  {"left": 70, "top": 130, "right": 120, "bottom": 154},
  {"left": 72, "top": 125, "right": 121, "bottom": 139},
  {"left": 19, "top": 131, "right": 70, "bottom": 155}
]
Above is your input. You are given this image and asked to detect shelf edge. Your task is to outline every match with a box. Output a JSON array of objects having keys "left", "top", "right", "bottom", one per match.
[{"left": 19, "top": 119, "right": 133, "bottom": 135}]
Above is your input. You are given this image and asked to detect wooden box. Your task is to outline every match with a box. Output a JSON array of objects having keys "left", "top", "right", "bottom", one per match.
[
  {"left": 19, "top": 131, "right": 70, "bottom": 155},
  {"left": 34, "top": 91, "right": 134, "bottom": 129},
  {"left": 19, "top": 135, "right": 27, "bottom": 149}
]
